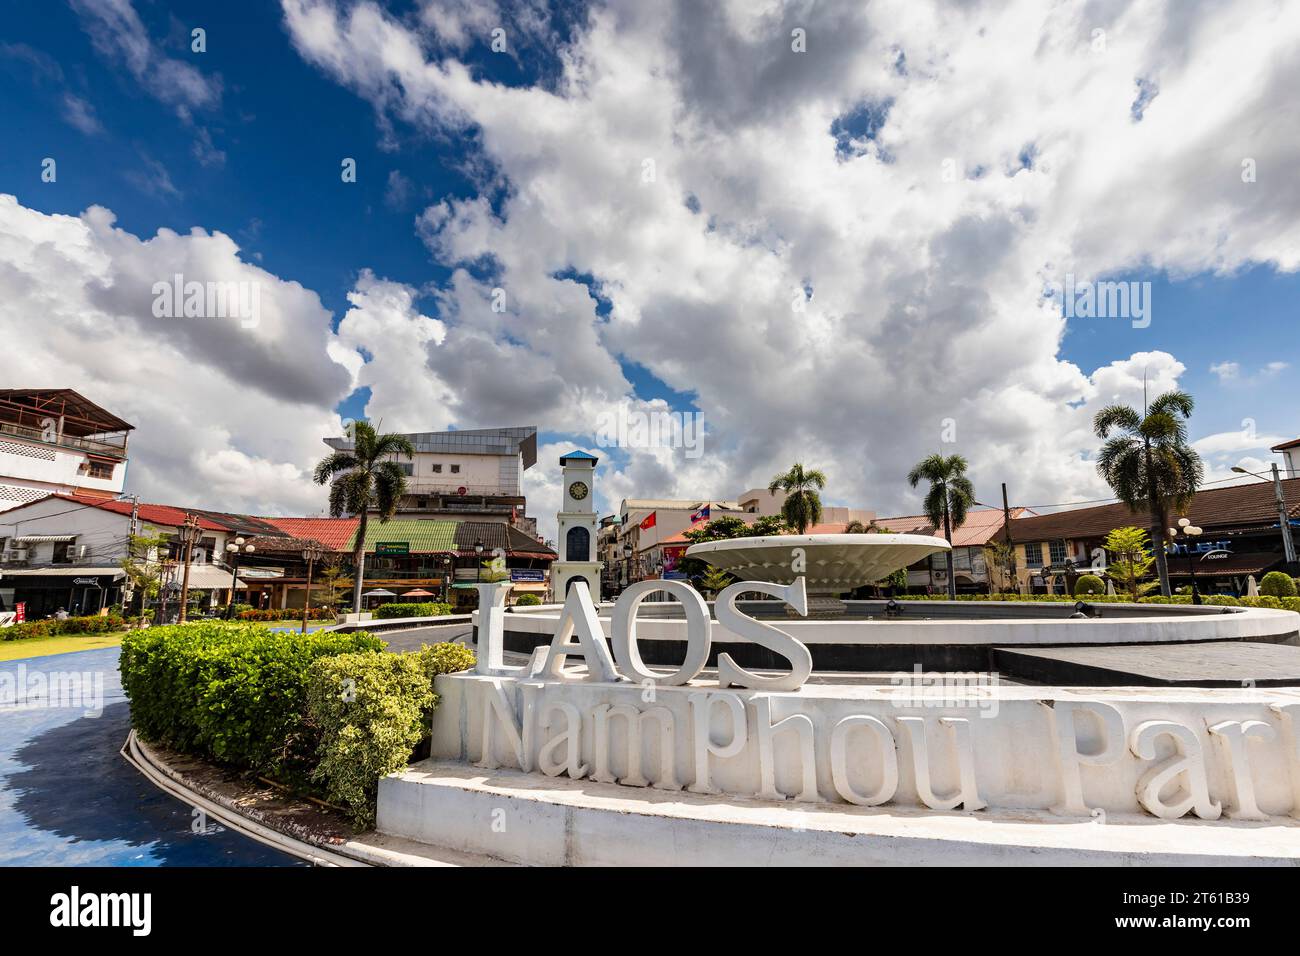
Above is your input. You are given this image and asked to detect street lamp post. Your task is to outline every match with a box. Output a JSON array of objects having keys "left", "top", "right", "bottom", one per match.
[
  {"left": 224, "top": 537, "right": 256, "bottom": 619},
  {"left": 1168, "top": 517, "right": 1204, "bottom": 605},
  {"left": 176, "top": 513, "right": 202, "bottom": 623},
  {"left": 474, "top": 538, "right": 484, "bottom": 583},
  {"left": 301, "top": 540, "right": 326, "bottom": 634},
  {"left": 1232, "top": 464, "right": 1297, "bottom": 566},
  {"left": 441, "top": 554, "right": 452, "bottom": 603}
]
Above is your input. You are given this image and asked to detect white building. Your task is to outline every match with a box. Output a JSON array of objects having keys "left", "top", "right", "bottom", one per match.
[
  {"left": 322, "top": 425, "right": 540, "bottom": 537},
  {"left": 0, "top": 495, "right": 267, "bottom": 618},
  {"left": 0, "top": 389, "right": 133, "bottom": 512}
]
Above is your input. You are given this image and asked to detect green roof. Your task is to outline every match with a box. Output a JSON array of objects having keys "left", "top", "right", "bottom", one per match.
[{"left": 354, "top": 519, "right": 458, "bottom": 554}]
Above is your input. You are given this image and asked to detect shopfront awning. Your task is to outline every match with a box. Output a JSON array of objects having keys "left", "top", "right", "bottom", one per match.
[
  {"left": 0, "top": 566, "right": 124, "bottom": 579},
  {"left": 177, "top": 565, "right": 247, "bottom": 589},
  {"left": 13, "top": 535, "right": 78, "bottom": 543}
]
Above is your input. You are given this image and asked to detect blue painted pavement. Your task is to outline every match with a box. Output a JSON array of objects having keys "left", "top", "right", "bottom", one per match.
[{"left": 0, "top": 646, "right": 303, "bottom": 866}]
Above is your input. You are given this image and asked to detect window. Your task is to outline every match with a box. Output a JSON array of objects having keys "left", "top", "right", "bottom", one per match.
[
  {"left": 1049, "top": 539, "right": 1068, "bottom": 565},
  {"left": 53, "top": 542, "right": 72, "bottom": 563},
  {"left": 1024, "top": 542, "right": 1043, "bottom": 568},
  {"left": 396, "top": 463, "right": 413, "bottom": 477},
  {"left": 84, "top": 460, "right": 115, "bottom": 480},
  {"left": 954, "top": 548, "right": 971, "bottom": 571},
  {"left": 431, "top": 464, "right": 443, "bottom": 474},
  {"left": 450, "top": 464, "right": 460, "bottom": 474}
]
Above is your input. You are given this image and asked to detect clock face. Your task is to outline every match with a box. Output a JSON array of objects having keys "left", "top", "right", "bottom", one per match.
[{"left": 568, "top": 481, "right": 589, "bottom": 501}]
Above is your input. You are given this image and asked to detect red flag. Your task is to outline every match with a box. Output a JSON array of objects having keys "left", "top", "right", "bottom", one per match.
[{"left": 639, "top": 512, "right": 656, "bottom": 531}]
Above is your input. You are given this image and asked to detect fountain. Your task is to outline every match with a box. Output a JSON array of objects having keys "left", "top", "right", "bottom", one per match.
[{"left": 685, "top": 532, "right": 950, "bottom": 616}]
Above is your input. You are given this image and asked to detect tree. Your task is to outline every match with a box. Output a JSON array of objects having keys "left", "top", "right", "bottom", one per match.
[
  {"left": 682, "top": 515, "right": 753, "bottom": 544},
  {"left": 315, "top": 557, "right": 349, "bottom": 610},
  {"left": 749, "top": 515, "right": 788, "bottom": 537},
  {"left": 1104, "top": 526, "right": 1157, "bottom": 601},
  {"left": 844, "top": 519, "right": 869, "bottom": 534},
  {"left": 768, "top": 463, "right": 827, "bottom": 533},
  {"left": 313, "top": 420, "right": 416, "bottom": 613},
  {"left": 982, "top": 540, "right": 1017, "bottom": 594},
  {"left": 906, "top": 453, "right": 975, "bottom": 599},
  {"left": 120, "top": 528, "right": 170, "bottom": 624},
  {"left": 698, "top": 565, "right": 734, "bottom": 598},
  {"left": 679, "top": 515, "right": 754, "bottom": 579},
  {"left": 1094, "top": 389, "right": 1202, "bottom": 596}
]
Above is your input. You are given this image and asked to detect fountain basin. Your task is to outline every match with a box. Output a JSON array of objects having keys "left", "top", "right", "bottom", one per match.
[{"left": 685, "top": 533, "right": 950, "bottom": 594}]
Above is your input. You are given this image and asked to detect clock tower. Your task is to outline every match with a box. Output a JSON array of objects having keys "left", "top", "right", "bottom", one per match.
[{"left": 551, "top": 450, "right": 602, "bottom": 602}]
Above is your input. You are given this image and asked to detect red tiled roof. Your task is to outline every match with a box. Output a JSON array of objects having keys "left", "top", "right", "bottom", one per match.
[
  {"left": 873, "top": 508, "right": 1024, "bottom": 547},
  {"left": 264, "top": 516, "right": 359, "bottom": 551},
  {"left": 1008, "top": 478, "right": 1300, "bottom": 543},
  {"left": 1271, "top": 438, "right": 1300, "bottom": 451},
  {"left": 50, "top": 494, "right": 231, "bottom": 531}
]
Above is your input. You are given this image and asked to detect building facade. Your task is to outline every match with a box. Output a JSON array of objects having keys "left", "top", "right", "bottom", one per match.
[
  {"left": 1007, "top": 477, "right": 1300, "bottom": 595},
  {"left": 322, "top": 425, "right": 541, "bottom": 538},
  {"left": 0, "top": 389, "right": 133, "bottom": 513}
]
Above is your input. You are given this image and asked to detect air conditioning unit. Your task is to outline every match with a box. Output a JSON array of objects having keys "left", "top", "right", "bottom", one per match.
[{"left": 1, "top": 548, "right": 29, "bottom": 563}]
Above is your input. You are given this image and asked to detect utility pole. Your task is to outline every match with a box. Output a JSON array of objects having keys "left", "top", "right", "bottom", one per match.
[
  {"left": 1274, "top": 463, "right": 1297, "bottom": 566},
  {"left": 1001, "top": 482, "right": 1017, "bottom": 594}
]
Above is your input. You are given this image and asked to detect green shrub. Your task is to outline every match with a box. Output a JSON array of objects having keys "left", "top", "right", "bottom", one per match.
[
  {"left": 373, "top": 602, "right": 454, "bottom": 619},
  {"left": 1259, "top": 571, "right": 1298, "bottom": 598},
  {"left": 514, "top": 593, "right": 542, "bottom": 607},
  {"left": 1073, "top": 574, "right": 1105, "bottom": 596},
  {"left": 305, "top": 652, "right": 434, "bottom": 827},
  {"left": 2, "top": 614, "right": 127, "bottom": 641},
  {"left": 236, "top": 607, "right": 334, "bottom": 622},
  {"left": 119, "top": 622, "right": 383, "bottom": 776}
]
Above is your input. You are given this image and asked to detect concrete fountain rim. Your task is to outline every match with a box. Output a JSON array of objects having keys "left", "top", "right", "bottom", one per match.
[{"left": 683, "top": 532, "right": 952, "bottom": 555}]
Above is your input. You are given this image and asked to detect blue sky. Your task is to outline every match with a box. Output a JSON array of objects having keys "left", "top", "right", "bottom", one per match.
[{"left": 1, "top": 1, "right": 1297, "bottom": 525}]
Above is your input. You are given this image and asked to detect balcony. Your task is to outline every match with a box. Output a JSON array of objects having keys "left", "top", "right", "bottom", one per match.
[
  {"left": 0, "top": 419, "right": 129, "bottom": 458},
  {"left": 402, "top": 480, "right": 519, "bottom": 497}
]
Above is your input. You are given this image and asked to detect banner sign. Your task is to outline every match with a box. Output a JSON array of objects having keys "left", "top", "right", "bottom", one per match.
[{"left": 375, "top": 542, "right": 409, "bottom": 555}]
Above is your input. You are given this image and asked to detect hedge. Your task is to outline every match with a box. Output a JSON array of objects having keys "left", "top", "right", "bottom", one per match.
[
  {"left": 119, "top": 622, "right": 383, "bottom": 777},
  {"left": 514, "top": 594, "right": 542, "bottom": 607},
  {"left": 305, "top": 642, "right": 475, "bottom": 825},
  {"left": 119, "top": 621, "right": 477, "bottom": 827},
  {"left": 373, "top": 602, "right": 454, "bottom": 619},
  {"left": 2, "top": 614, "right": 128, "bottom": 642},
  {"left": 894, "top": 593, "right": 1300, "bottom": 613},
  {"left": 236, "top": 607, "right": 335, "bottom": 622}
]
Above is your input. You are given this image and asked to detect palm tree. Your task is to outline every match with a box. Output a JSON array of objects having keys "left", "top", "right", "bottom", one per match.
[
  {"left": 1093, "top": 389, "right": 1202, "bottom": 596},
  {"left": 313, "top": 420, "right": 416, "bottom": 613},
  {"left": 907, "top": 453, "right": 975, "bottom": 599},
  {"left": 768, "top": 463, "right": 827, "bottom": 533}
]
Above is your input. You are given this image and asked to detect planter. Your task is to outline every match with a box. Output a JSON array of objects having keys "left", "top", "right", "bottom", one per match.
[{"left": 336, "top": 612, "right": 374, "bottom": 624}]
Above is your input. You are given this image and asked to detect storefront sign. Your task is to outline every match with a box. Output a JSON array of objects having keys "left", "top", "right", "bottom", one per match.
[
  {"left": 510, "top": 569, "right": 545, "bottom": 582},
  {"left": 71, "top": 577, "right": 100, "bottom": 586},
  {"left": 375, "top": 542, "right": 409, "bottom": 555}
]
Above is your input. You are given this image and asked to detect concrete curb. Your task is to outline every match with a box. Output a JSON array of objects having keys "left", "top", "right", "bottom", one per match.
[{"left": 121, "top": 731, "right": 510, "bottom": 867}]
